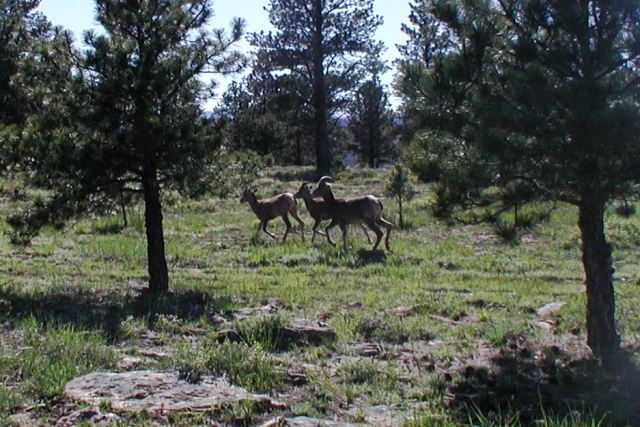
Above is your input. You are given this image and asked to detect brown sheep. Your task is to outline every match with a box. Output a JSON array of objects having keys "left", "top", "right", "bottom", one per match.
[
  {"left": 294, "top": 182, "right": 372, "bottom": 244},
  {"left": 311, "top": 176, "right": 392, "bottom": 251},
  {"left": 240, "top": 187, "right": 305, "bottom": 242}
]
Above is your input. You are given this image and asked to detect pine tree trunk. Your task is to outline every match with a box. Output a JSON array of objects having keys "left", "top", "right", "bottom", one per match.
[
  {"left": 142, "top": 161, "right": 169, "bottom": 293},
  {"left": 369, "top": 112, "right": 376, "bottom": 168},
  {"left": 399, "top": 195, "right": 404, "bottom": 229},
  {"left": 578, "top": 200, "right": 619, "bottom": 357},
  {"left": 295, "top": 132, "right": 302, "bottom": 166},
  {"left": 120, "top": 191, "right": 128, "bottom": 228},
  {"left": 312, "top": 0, "right": 331, "bottom": 175},
  {"left": 368, "top": 145, "right": 375, "bottom": 169}
]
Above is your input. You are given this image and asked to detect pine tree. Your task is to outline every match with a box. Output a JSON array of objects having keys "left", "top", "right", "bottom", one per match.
[
  {"left": 0, "top": 0, "right": 34, "bottom": 127},
  {"left": 218, "top": 79, "right": 286, "bottom": 157},
  {"left": 251, "top": 0, "right": 383, "bottom": 175},
  {"left": 9, "top": 0, "right": 244, "bottom": 293},
  {"left": 348, "top": 76, "right": 395, "bottom": 168},
  {"left": 384, "top": 163, "right": 416, "bottom": 229},
  {"left": 398, "top": 0, "right": 640, "bottom": 357},
  {"left": 395, "top": 0, "right": 456, "bottom": 140},
  {"left": 0, "top": 0, "right": 65, "bottom": 166},
  {"left": 218, "top": 71, "right": 313, "bottom": 164}
]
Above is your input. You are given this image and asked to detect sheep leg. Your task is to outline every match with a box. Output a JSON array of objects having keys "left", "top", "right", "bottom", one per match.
[
  {"left": 290, "top": 208, "right": 305, "bottom": 240},
  {"left": 262, "top": 221, "right": 277, "bottom": 240},
  {"left": 281, "top": 214, "right": 292, "bottom": 242},
  {"left": 376, "top": 217, "right": 393, "bottom": 251},
  {"left": 359, "top": 223, "right": 372, "bottom": 244},
  {"left": 366, "top": 219, "right": 384, "bottom": 251},
  {"left": 340, "top": 223, "right": 348, "bottom": 251},
  {"left": 325, "top": 220, "right": 338, "bottom": 246},
  {"left": 311, "top": 219, "right": 327, "bottom": 242}
]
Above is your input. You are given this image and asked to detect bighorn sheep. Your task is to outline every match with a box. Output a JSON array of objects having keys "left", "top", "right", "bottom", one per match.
[
  {"left": 240, "top": 187, "right": 305, "bottom": 242},
  {"left": 293, "top": 182, "right": 372, "bottom": 243},
  {"left": 311, "top": 176, "right": 392, "bottom": 251}
]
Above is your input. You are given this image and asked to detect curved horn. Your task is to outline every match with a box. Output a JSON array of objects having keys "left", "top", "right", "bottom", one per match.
[{"left": 317, "top": 176, "right": 334, "bottom": 185}]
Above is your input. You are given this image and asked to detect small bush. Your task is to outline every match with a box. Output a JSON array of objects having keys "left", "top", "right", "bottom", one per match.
[
  {"left": 486, "top": 321, "right": 518, "bottom": 347},
  {"left": 493, "top": 218, "right": 519, "bottom": 243},
  {"left": 338, "top": 359, "right": 398, "bottom": 387},
  {"left": 385, "top": 163, "right": 417, "bottom": 229},
  {"left": 234, "top": 314, "right": 286, "bottom": 351},
  {"left": 336, "top": 359, "right": 400, "bottom": 405},
  {"left": 338, "top": 359, "right": 379, "bottom": 384},
  {"left": 171, "top": 339, "right": 285, "bottom": 392},
  {"left": 614, "top": 201, "right": 636, "bottom": 218},
  {"left": 204, "top": 341, "right": 284, "bottom": 392},
  {"left": 151, "top": 314, "right": 188, "bottom": 334},
  {"left": 0, "top": 387, "right": 22, "bottom": 420},
  {"left": 129, "top": 208, "right": 145, "bottom": 233},
  {"left": 305, "top": 371, "right": 339, "bottom": 414},
  {"left": 403, "top": 410, "right": 458, "bottom": 427},
  {"left": 608, "top": 222, "right": 640, "bottom": 250},
  {"left": 221, "top": 400, "right": 260, "bottom": 426},
  {"left": 431, "top": 184, "right": 456, "bottom": 220}
]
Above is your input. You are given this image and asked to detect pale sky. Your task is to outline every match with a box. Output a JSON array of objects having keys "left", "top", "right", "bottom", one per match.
[{"left": 37, "top": 0, "right": 412, "bottom": 107}]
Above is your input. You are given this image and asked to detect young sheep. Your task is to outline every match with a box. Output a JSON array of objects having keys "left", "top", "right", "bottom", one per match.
[
  {"left": 311, "top": 176, "right": 392, "bottom": 251},
  {"left": 240, "top": 187, "right": 305, "bottom": 242},
  {"left": 294, "top": 182, "right": 372, "bottom": 243}
]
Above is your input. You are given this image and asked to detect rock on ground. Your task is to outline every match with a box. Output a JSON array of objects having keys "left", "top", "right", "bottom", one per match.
[
  {"left": 64, "top": 370, "right": 285, "bottom": 417},
  {"left": 283, "top": 417, "right": 357, "bottom": 426},
  {"left": 536, "top": 302, "right": 566, "bottom": 317}
]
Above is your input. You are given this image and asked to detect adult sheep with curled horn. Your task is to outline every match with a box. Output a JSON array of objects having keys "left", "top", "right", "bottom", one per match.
[
  {"left": 311, "top": 176, "right": 393, "bottom": 251},
  {"left": 294, "top": 182, "right": 373, "bottom": 243},
  {"left": 240, "top": 187, "right": 305, "bottom": 242}
]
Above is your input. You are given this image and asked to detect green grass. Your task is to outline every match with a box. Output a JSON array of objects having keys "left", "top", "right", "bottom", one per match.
[
  {"left": 0, "top": 167, "right": 639, "bottom": 425},
  {"left": 170, "top": 339, "right": 285, "bottom": 393},
  {"left": 0, "top": 316, "right": 117, "bottom": 409},
  {"left": 234, "top": 314, "right": 288, "bottom": 351}
]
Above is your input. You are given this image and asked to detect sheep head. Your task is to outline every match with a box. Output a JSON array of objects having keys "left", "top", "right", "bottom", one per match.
[
  {"left": 294, "top": 182, "right": 312, "bottom": 199},
  {"left": 311, "top": 181, "right": 333, "bottom": 199},
  {"left": 240, "top": 187, "right": 257, "bottom": 203}
]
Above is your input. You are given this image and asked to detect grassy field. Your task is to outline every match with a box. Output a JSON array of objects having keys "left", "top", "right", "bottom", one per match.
[{"left": 0, "top": 166, "right": 639, "bottom": 426}]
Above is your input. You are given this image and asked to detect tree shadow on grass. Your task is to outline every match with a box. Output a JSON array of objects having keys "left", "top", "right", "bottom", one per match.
[
  {"left": 448, "top": 334, "right": 640, "bottom": 426},
  {"left": 0, "top": 283, "right": 234, "bottom": 341}
]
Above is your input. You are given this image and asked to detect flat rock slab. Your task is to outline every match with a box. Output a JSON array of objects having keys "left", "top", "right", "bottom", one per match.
[
  {"left": 351, "top": 342, "right": 383, "bottom": 357},
  {"left": 386, "top": 305, "right": 418, "bottom": 317},
  {"left": 358, "top": 405, "right": 408, "bottom": 426},
  {"left": 54, "top": 406, "right": 122, "bottom": 427},
  {"left": 536, "top": 302, "right": 566, "bottom": 317},
  {"left": 233, "top": 299, "right": 287, "bottom": 320},
  {"left": 285, "top": 417, "right": 357, "bottom": 426},
  {"left": 64, "top": 371, "right": 285, "bottom": 416}
]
